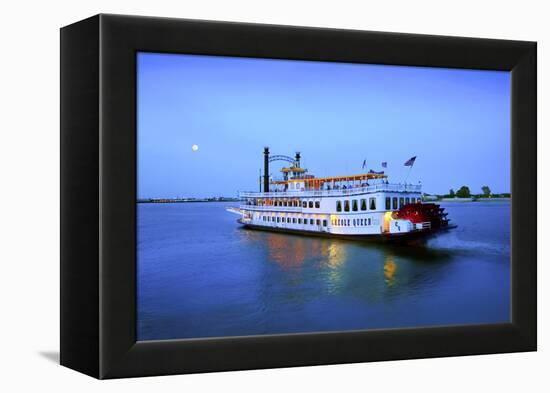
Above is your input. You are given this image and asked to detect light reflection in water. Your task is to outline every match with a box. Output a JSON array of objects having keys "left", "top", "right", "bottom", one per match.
[
  {"left": 266, "top": 233, "right": 308, "bottom": 270},
  {"left": 239, "top": 228, "right": 449, "bottom": 302},
  {"left": 384, "top": 255, "right": 397, "bottom": 287}
]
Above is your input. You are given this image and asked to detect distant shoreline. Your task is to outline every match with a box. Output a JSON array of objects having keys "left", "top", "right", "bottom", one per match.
[
  {"left": 435, "top": 197, "right": 510, "bottom": 202},
  {"left": 138, "top": 198, "right": 240, "bottom": 204},
  {"left": 138, "top": 197, "right": 510, "bottom": 204}
]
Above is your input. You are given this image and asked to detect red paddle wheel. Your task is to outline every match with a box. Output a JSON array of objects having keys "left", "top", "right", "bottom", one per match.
[{"left": 394, "top": 203, "right": 449, "bottom": 230}]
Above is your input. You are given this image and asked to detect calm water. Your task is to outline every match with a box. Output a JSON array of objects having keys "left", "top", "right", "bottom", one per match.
[{"left": 137, "top": 201, "right": 510, "bottom": 341}]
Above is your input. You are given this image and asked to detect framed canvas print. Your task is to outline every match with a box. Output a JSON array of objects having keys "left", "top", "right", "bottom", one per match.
[{"left": 60, "top": 14, "right": 536, "bottom": 379}]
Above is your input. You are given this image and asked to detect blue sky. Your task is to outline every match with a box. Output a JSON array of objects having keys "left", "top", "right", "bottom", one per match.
[{"left": 137, "top": 52, "right": 510, "bottom": 199}]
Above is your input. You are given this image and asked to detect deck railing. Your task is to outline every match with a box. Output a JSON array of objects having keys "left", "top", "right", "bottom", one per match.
[
  {"left": 240, "top": 183, "right": 421, "bottom": 199},
  {"left": 239, "top": 205, "right": 302, "bottom": 212}
]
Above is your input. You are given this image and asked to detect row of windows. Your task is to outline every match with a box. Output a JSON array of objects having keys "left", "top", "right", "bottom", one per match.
[
  {"left": 336, "top": 198, "right": 376, "bottom": 212},
  {"left": 385, "top": 196, "right": 422, "bottom": 210},
  {"left": 332, "top": 218, "right": 373, "bottom": 227},
  {"left": 261, "top": 215, "right": 327, "bottom": 227},
  {"left": 336, "top": 196, "right": 421, "bottom": 212},
  {"left": 256, "top": 199, "right": 321, "bottom": 208}
]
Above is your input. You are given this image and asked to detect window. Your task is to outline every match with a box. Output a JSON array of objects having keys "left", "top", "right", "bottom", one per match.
[
  {"left": 360, "top": 199, "right": 367, "bottom": 211},
  {"left": 302, "top": 201, "right": 307, "bottom": 208},
  {"left": 405, "top": 197, "right": 410, "bottom": 205},
  {"left": 293, "top": 218, "right": 297, "bottom": 223},
  {"left": 336, "top": 200, "right": 342, "bottom": 212},
  {"left": 360, "top": 219, "right": 364, "bottom": 226},
  {"left": 284, "top": 201, "right": 288, "bottom": 207},
  {"left": 392, "top": 197, "right": 398, "bottom": 210},
  {"left": 352, "top": 200, "right": 358, "bottom": 211},
  {"left": 309, "top": 219, "right": 313, "bottom": 225},
  {"left": 323, "top": 220, "right": 327, "bottom": 227},
  {"left": 353, "top": 219, "right": 356, "bottom": 226},
  {"left": 298, "top": 218, "right": 302, "bottom": 224},
  {"left": 368, "top": 218, "right": 371, "bottom": 225},
  {"left": 315, "top": 200, "right": 320, "bottom": 208},
  {"left": 277, "top": 217, "right": 280, "bottom": 222},
  {"left": 399, "top": 197, "right": 404, "bottom": 208},
  {"left": 308, "top": 201, "right": 313, "bottom": 208},
  {"left": 344, "top": 200, "right": 350, "bottom": 212},
  {"left": 316, "top": 219, "right": 321, "bottom": 226},
  {"left": 369, "top": 197, "right": 376, "bottom": 210},
  {"left": 347, "top": 219, "right": 350, "bottom": 226},
  {"left": 385, "top": 197, "right": 391, "bottom": 210}
]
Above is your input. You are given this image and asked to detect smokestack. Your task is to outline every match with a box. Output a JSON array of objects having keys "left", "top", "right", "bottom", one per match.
[
  {"left": 263, "top": 147, "right": 270, "bottom": 192},
  {"left": 295, "top": 152, "right": 301, "bottom": 168}
]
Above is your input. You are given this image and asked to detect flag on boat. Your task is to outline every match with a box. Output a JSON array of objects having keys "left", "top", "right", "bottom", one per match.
[
  {"left": 381, "top": 162, "right": 387, "bottom": 168},
  {"left": 404, "top": 156, "right": 416, "bottom": 166},
  {"left": 362, "top": 159, "right": 367, "bottom": 169}
]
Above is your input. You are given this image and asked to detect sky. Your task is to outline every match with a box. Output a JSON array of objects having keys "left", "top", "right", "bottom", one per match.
[{"left": 137, "top": 52, "right": 510, "bottom": 199}]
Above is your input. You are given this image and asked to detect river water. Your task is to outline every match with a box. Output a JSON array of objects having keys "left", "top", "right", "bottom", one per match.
[{"left": 137, "top": 201, "right": 510, "bottom": 341}]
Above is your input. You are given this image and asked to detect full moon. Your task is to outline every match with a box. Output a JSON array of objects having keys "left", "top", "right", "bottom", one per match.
[{"left": 191, "top": 144, "right": 199, "bottom": 152}]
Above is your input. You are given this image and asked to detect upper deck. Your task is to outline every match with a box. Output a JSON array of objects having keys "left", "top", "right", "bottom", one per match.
[{"left": 240, "top": 183, "right": 421, "bottom": 199}]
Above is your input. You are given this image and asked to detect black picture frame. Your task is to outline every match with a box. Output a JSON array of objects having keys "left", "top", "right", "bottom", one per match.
[{"left": 60, "top": 14, "right": 536, "bottom": 379}]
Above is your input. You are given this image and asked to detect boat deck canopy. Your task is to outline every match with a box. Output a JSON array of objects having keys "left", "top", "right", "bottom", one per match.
[{"left": 271, "top": 172, "right": 387, "bottom": 185}]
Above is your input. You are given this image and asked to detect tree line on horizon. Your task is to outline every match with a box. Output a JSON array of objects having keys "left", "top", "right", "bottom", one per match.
[{"left": 432, "top": 185, "right": 510, "bottom": 199}]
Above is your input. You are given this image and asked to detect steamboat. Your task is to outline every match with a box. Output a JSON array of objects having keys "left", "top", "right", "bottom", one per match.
[{"left": 228, "top": 148, "right": 455, "bottom": 243}]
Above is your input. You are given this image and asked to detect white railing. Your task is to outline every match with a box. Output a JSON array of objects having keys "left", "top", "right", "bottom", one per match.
[
  {"left": 240, "top": 205, "right": 302, "bottom": 212},
  {"left": 240, "top": 183, "right": 421, "bottom": 199}
]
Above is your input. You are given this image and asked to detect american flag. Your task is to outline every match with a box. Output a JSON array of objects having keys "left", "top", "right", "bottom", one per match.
[
  {"left": 381, "top": 162, "right": 387, "bottom": 168},
  {"left": 362, "top": 159, "right": 367, "bottom": 169},
  {"left": 404, "top": 156, "right": 416, "bottom": 167}
]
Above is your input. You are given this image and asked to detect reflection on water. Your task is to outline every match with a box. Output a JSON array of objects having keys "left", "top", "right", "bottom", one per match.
[
  {"left": 384, "top": 255, "right": 397, "bottom": 286},
  {"left": 137, "top": 201, "right": 511, "bottom": 341}
]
